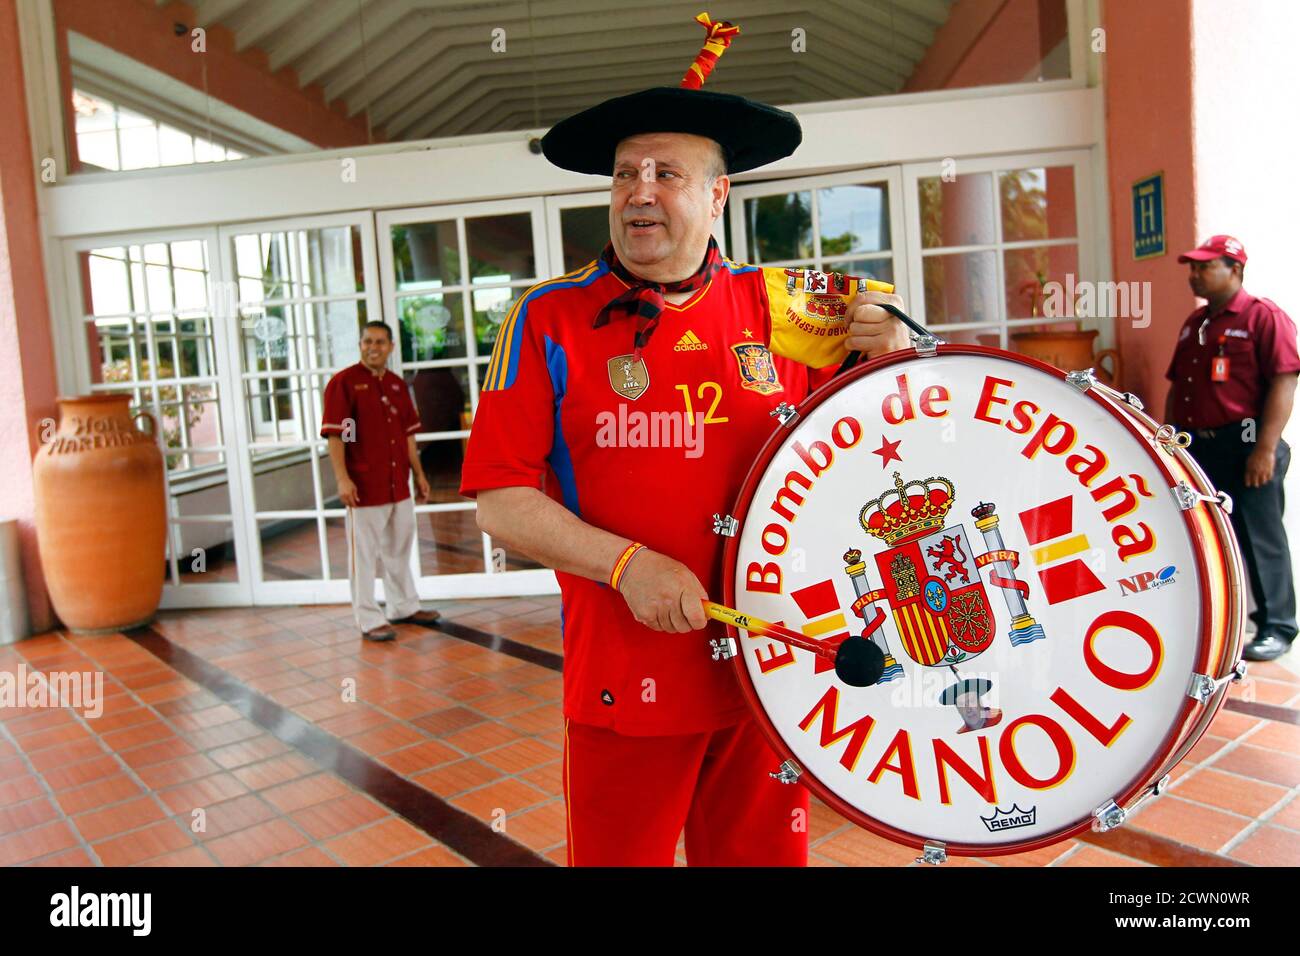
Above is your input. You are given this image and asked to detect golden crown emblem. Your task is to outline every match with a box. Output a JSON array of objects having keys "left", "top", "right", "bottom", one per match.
[{"left": 859, "top": 472, "right": 956, "bottom": 545}]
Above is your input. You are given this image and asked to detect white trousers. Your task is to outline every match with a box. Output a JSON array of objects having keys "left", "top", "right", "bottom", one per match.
[{"left": 346, "top": 498, "right": 420, "bottom": 632}]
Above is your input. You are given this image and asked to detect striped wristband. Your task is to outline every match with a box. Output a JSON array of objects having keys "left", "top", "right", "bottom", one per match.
[{"left": 609, "top": 542, "right": 646, "bottom": 591}]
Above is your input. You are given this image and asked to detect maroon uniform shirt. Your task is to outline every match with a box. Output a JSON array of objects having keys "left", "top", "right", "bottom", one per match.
[
  {"left": 320, "top": 363, "right": 422, "bottom": 505},
  {"left": 1166, "top": 288, "right": 1300, "bottom": 429}
]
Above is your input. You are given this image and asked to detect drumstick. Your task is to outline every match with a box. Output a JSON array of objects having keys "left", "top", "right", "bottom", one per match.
[
  {"left": 703, "top": 601, "right": 836, "bottom": 659},
  {"left": 703, "top": 601, "right": 886, "bottom": 687}
]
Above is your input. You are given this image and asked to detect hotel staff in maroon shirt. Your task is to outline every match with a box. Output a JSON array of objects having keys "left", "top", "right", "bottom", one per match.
[{"left": 1166, "top": 235, "right": 1300, "bottom": 662}]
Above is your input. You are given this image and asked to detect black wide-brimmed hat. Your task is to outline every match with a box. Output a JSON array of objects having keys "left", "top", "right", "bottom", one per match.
[{"left": 540, "top": 13, "right": 802, "bottom": 176}]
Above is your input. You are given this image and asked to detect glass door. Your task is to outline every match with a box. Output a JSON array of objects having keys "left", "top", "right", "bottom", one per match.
[
  {"left": 218, "top": 212, "right": 382, "bottom": 604},
  {"left": 728, "top": 166, "right": 907, "bottom": 289},
  {"left": 63, "top": 227, "right": 253, "bottom": 606},
  {"left": 376, "top": 198, "right": 557, "bottom": 597}
]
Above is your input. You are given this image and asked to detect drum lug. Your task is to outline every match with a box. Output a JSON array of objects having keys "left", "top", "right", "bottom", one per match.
[
  {"left": 711, "top": 513, "right": 739, "bottom": 537},
  {"left": 769, "top": 759, "right": 802, "bottom": 784},
  {"left": 911, "top": 333, "right": 940, "bottom": 357},
  {"left": 709, "top": 637, "right": 737, "bottom": 661},
  {"left": 1187, "top": 660, "right": 1248, "bottom": 705},
  {"left": 1172, "top": 480, "right": 1233, "bottom": 514},
  {"left": 769, "top": 402, "right": 799, "bottom": 427},
  {"left": 1066, "top": 368, "right": 1097, "bottom": 392},
  {"left": 916, "top": 841, "right": 947, "bottom": 866},
  {"left": 1092, "top": 799, "right": 1127, "bottom": 833},
  {"left": 1153, "top": 423, "right": 1193, "bottom": 451}
]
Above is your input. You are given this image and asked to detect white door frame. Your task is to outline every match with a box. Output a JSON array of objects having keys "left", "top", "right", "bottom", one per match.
[
  {"left": 215, "top": 209, "right": 382, "bottom": 606},
  {"left": 58, "top": 224, "right": 253, "bottom": 608},
  {"left": 375, "top": 196, "right": 560, "bottom": 599}
]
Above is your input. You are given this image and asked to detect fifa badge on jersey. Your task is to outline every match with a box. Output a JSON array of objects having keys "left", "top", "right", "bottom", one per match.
[
  {"left": 730, "top": 343, "right": 783, "bottom": 395},
  {"left": 607, "top": 353, "right": 650, "bottom": 401}
]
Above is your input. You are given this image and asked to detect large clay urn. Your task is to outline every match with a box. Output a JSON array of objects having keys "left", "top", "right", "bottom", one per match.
[
  {"left": 1010, "top": 329, "right": 1122, "bottom": 386},
  {"left": 32, "top": 395, "right": 166, "bottom": 633}
]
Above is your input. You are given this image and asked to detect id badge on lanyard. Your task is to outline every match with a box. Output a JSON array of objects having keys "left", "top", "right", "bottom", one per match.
[{"left": 1210, "top": 335, "right": 1230, "bottom": 382}]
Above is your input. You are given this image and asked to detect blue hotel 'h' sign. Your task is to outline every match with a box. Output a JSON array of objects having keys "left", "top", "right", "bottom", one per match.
[{"left": 1132, "top": 173, "right": 1165, "bottom": 260}]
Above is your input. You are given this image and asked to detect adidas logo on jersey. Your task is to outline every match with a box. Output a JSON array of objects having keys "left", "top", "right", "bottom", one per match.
[{"left": 674, "top": 330, "right": 709, "bottom": 351}]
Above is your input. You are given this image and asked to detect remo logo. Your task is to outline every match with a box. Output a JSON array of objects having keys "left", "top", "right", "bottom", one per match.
[{"left": 725, "top": 351, "right": 1236, "bottom": 852}]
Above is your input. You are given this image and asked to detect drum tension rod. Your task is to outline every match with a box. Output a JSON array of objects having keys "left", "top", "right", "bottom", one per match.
[
  {"left": 1171, "top": 480, "right": 1233, "bottom": 514},
  {"left": 917, "top": 842, "right": 947, "bottom": 866},
  {"left": 1187, "top": 660, "right": 1248, "bottom": 705},
  {"left": 769, "top": 402, "right": 799, "bottom": 427},
  {"left": 1068, "top": 370, "right": 1146, "bottom": 410},
  {"left": 769, "top": 759, "right": 802, "bottom": 785},
  {"left": 711, "top": 513, "right": 739, "bottom": 537},
  {"left": 709, "top": 637, "right": 737, "bottom": 661},
  {"left": 1093, "top": 775, "right": 1174, "bottom": 833}
]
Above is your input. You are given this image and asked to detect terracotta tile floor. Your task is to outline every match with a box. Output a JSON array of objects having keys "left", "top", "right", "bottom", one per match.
[{"left": 1, "top": 595, "right": 1298, "bottom": 867}]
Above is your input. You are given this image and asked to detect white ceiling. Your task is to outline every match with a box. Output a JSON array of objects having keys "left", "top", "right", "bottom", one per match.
[{"left": 159, "top": 0, "right": 956, "bottom": 142}]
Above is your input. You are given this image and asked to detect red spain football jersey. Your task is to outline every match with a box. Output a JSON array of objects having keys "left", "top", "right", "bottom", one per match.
[{"left": 461, "top": 259, "right": 880, "bottom": 735}]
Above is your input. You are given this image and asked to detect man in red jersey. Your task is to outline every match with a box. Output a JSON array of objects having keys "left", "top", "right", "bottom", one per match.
[{"left": 461, "top": 15, "right": 909, "bottom": 865}]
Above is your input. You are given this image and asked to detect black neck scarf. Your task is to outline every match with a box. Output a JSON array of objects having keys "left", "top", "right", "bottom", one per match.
[{"left": 593, "top": 238, "right": 724, "bottom": 362}]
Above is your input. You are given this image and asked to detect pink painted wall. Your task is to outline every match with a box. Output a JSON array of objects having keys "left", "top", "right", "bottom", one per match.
[
  {"left": 905, "top": 0, "right": 1069, "bottom": 92},
  {"left": 1101, "top": 0, "right": 1198, "bottom": 410},
  {"left": 55, "top": 0, "right": 378, "bottom": 171},
  {"left": 0, "top": 1, "right": 60, "bottom": 634}
]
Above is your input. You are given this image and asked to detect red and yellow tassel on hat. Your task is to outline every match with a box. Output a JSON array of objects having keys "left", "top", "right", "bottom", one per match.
[{"left": 679, "top": 12, "right": 740, "bottom": 89}]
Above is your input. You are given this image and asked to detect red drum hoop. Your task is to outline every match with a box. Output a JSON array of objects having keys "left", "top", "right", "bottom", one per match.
[{"left": 722, "top": 345, "right": 1244, "bottom": 857}]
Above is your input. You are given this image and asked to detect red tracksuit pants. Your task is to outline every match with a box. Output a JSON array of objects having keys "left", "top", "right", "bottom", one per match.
[{"left": 562, "top": 717, "right": 809, "bottom": 866}]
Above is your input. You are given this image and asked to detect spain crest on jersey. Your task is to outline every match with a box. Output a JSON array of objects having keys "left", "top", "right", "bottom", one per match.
[{"left": 730, "top": 343, "right": 783, "bottom": 395}]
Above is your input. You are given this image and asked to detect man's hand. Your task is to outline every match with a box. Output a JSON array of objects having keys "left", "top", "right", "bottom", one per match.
[
  {"left": 846, "top": 289, "right": 911, "bottom": 357},
  {"left": 415, "top": 473, "right": 431, "bottom": 503},
  {"left": 617, "top": 548, "right": 709, "bottom": 633},
  {"left": 1245, "top": 446, "right": 1276, "bottom": 488},
  {"left": 338, "top": 476, "right": 360, "bottom": 508}
]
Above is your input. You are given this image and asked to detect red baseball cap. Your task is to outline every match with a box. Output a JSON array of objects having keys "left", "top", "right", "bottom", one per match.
[{"left": 1178, "top": 234, "right": 1247, "bottom": 264}]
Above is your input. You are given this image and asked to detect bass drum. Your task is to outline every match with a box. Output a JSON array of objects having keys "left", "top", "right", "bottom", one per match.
[{"left": 722, "top": 346, "right": 1244, "bottom": 856}]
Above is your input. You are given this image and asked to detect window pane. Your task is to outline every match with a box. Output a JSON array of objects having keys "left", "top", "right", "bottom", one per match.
[
  {"left": 928, "top": 326, "right": 1003, "bottom": 348},
  {"left": 414, "top": 437, "right": 470, "bottom": 504},
  {"left": 306, "top": 299, "right": 367, "bottom": 370},
  {"left": 471, "top": 286, "right": 515, "bottom": 355},
  {"left": 466, "top": 213, "right": 535, "bottom": 281},
  {"left": 559, "top": 205, "right": 609, "bottom": 272},
  {"left": 409, "top": 367, "right": 471, "bottom": 437},
  {"left": 745, "top": 192, "right": 812, "bottom": 262},
  {"left": 1004, "top": 244, "right": 1080, "bottom": 320},
  {"left": 85, "top": 251, "right": 134, "bottom": 314},
  {"left": 393, "top": 222, "right": 460, "bottom": 289},
  {"left": 922, "top": 251, "right": 998, "bottom": 325},
  {"left": 259, "top": 518, "right": 322, "bottom": 581},
  {"left": 175, "top": 523, "right": 238, "bottom": 584},
  {"left": 1001, "top": 167, "right": 1077, "bottom": 243},
  {"left": 918, "top": 174, "right": 996, "bottom": 249},
  {"left": 833, "top": 257, "right": 895, "bottom": 287},
  {"left": 416, "top": 510, "right": 487, "bottom": 576},
  {"left": 399, "top": 293, "right": 466, "bottom": 361},
  {"left": 818, "top": 184, "right": 889, "bottom": 256}
]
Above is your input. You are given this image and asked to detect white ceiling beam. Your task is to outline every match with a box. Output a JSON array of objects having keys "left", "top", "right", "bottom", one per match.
[
  {"left": 292, "top": 0, "right": 412, "bottom": 88},
  {"left": 190, "top": 0, "right": 258, "bottom": 26},
  {"left": 448, "top": 74, "right": 825, "bottom": 139},
  {"left": 392, "top": 24, "right": 905, "bottom": 139},
  {"left": 262, "top": 0, "right": 362, "bottom": 73},
  {"left": 375, "top": 14, "right": 910, "bottom": 135},
  {"left": 228, "top": 0, "right": 315, "bottom": 53}
]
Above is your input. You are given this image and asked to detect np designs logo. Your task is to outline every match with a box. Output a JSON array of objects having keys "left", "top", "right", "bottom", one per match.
[
  {"left": 674, "top": 330, "right": 709, "bottom": 351},
  {"left": 981, "top": 804, "right": 1037, "bottom": 832}
]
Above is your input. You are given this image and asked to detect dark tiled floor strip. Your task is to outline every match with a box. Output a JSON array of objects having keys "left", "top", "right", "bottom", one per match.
[
  {"left": 419, "top": 618, "right": 563, "bottom": 672},
  {"left": 1224, "top": 698, "right": 1300, "bottom": 725},
  {"left": 125, "top": 624, "right": 550, "bottom": 867}
]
